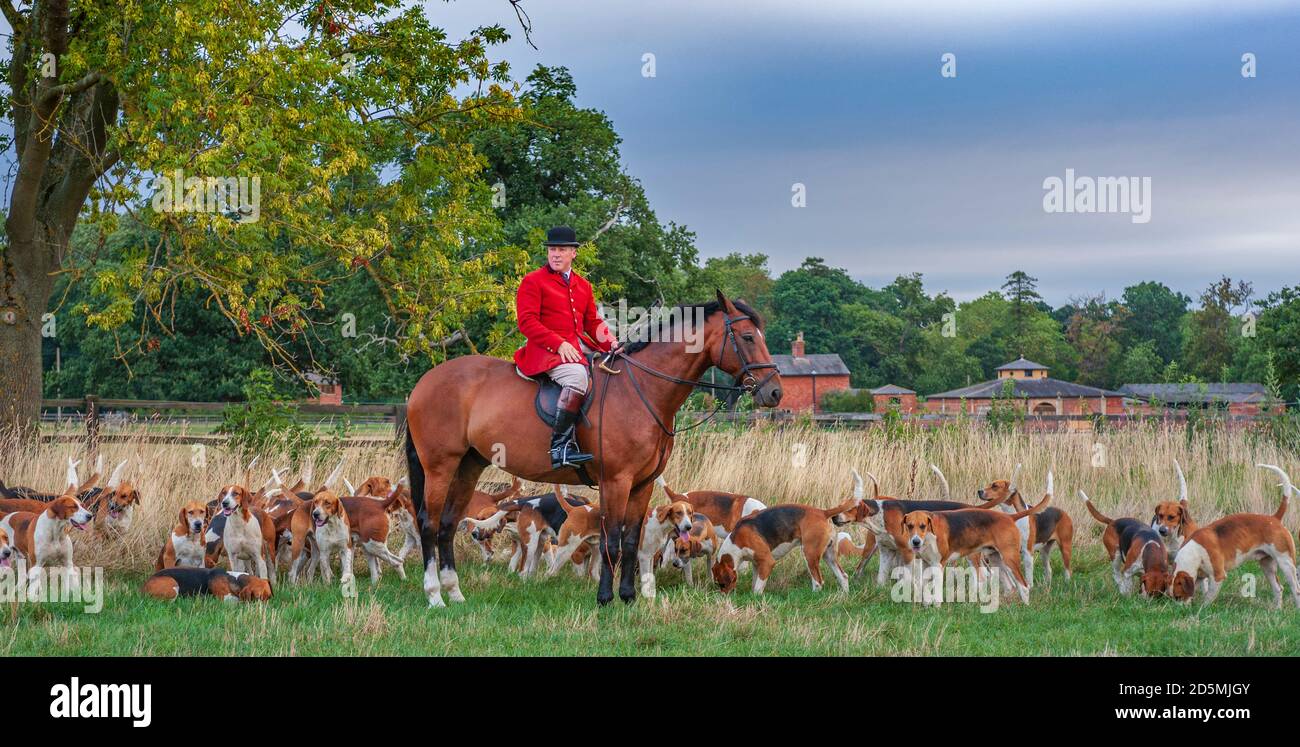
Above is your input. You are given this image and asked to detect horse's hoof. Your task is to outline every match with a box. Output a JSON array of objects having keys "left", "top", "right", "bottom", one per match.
[
  {"left": 427, "top": 594, "right": 447, "bottom": 609},
  {"left": 596, "top": 591, "right": 614, "bottom": 606},
  {"left": 449, "top": 589, "right": 466, "bottom": 603}
]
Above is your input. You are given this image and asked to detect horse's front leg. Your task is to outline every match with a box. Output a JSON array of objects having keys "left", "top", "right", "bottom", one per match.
[
  {"left": 620, "top": 480, "right": 656, "bottom": 604},
  {"left": 597, "top": 476, "right": 632, "bottom": 606}
]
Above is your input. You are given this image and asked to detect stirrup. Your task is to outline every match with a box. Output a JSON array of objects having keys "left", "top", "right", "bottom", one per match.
[{"left": 550, "top": 441, "right": 593, "bottom": 469}]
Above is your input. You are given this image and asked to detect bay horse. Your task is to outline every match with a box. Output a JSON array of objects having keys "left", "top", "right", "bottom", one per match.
[{"left": 404, "top": 291, "right": 783, "bottom": 607}]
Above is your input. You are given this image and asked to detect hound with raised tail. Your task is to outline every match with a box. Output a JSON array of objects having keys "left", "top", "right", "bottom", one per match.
[
  {"left": 1080, "top": 491, "right": 1172, "bottom": 597},
  {"left": 545, "top": 486, "right": 602, "bottom": 580},
  {"left": 899, "top": 473, "right": 1053, "bottom": 606},
  {"left": 980, "top": 464, "right": 1075, "bottom": 586},
  {"left": 155, "top": 501, "right": 210, "bottom": 570},
  {"left": 1171, "top": 465, "right": 1298, "bottom": 608},
  {"left": 656, "top": 477, "right": 766, "bottom": 539},
  {"left": 852, "top": 467, "right": 1009, "bottom": 586},
  {"left": 1152, "top": 460, "right": 1196, "bottom": 561},
  {"left": 711, "top": 471, "right": 865, "bottom": 595},
  {"left": 0, "top": 460, "right": 97, "bottom": 595},
  {"left": 340, "top": 485, "right": 411, "bottom": 584},
  {"left": 94, "top": 458, "right": 143, "bottom": 536}
]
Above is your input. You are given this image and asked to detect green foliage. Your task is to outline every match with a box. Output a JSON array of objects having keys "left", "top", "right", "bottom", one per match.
[
  {"left": 986, "top": 379, "right": 1025, "bottom": 433},
  {"left": 820, "top": 389, "right": 875, "bottom": 413},
  {"left": 1120, "top": 281, "right": 1189, "bottom": 363},
  {"left": 217, "top": 369, "right": 317, "bottom": 462},
  {"left": 1115, "top": 341, "right": 1164, "bottom": 385}
]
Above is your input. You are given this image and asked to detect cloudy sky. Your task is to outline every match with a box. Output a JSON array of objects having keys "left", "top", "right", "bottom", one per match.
[{"left": 434, "top": 0, "right": 1300, "bottom": 305}]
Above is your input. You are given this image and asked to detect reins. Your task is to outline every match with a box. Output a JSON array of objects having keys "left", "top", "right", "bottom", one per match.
[
  {"left": 601, "top": 312, "right": 778, "bottom": 437},
  {"left": 590, "top": 310, "right": 776, "bottom": 581}
]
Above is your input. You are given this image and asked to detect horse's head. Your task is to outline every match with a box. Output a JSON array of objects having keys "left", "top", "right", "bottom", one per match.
[{"left": 706, "top": 290, "right": 783, "bottom": 407}]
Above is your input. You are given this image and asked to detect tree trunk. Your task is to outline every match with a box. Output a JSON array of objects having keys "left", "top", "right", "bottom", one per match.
[
  {"left": 0, "top": 237, "right": 55, "bottom": 434},
  {"left": 2, "top": 0, "right": 118, "bottom": 434}
]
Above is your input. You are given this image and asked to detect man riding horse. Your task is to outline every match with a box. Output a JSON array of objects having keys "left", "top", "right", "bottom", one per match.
[
  {"left": 403, "top": 223, "right": 784, "bottom": 608},
  {"left": 514, "top": 226, "right": 617, "bottom": 470}
]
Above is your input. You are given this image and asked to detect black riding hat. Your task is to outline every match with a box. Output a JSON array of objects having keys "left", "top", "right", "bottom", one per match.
[{"left": 544, "top": 225, "right": 581, "bottom": 247}]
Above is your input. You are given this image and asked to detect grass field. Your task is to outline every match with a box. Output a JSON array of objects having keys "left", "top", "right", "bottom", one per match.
[
  {"left": 3, "top": 423, "right": 1299, "bottom": 656},
  {"left": 6, "top": 547, "right": 1300, "bottom": 656}
]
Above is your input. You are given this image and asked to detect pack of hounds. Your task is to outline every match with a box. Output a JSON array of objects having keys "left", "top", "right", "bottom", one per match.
[{"left": 1, "top": 454, "right": 1297, "bottom": 609}]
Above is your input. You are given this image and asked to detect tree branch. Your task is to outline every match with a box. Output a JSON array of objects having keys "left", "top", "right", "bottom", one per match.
[
  {"left": 39, "top": 71, "right": 102, "bottom": 105},
  {"left": 508, "top": 0, "right": 538, "bottom": 50},
  {"left": 1, "top": 1, "right": 24, "bottom": 35}
]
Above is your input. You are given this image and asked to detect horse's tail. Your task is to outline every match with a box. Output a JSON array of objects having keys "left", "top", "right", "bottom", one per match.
[{"left": 405, "top": 427, "right": 426, "bottom": 533}]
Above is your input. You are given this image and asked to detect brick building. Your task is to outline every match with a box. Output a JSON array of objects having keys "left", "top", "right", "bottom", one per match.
[
  {"left": 925, "top": 357, "right": 1125, "bottom": 417},
  {"left": 870, "top": 384, "right": 919, "bottom": 414},
  {"left": 770, "top": 332, "right": 851, "bottom": 412},
  {"left": 304, "top": 372, "right": 343, "bottom": 406},
  {"left": 1118, "top": 383, "right": 1283, "bottom": 415}
]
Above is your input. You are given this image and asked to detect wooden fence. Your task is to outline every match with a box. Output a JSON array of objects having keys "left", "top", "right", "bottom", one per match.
[
  {"left": 36, "top": 395, "right": 1275, "bottom": 451},
  {"left": 39, "top": 396, "right": 408, "bottom": 448}
]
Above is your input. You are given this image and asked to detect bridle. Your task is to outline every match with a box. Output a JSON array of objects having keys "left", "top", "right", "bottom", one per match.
[
  {"left": 588, "top": 309, "right": 779, "bottom": 581},
  {"left": 600, "top": 311, "right": 779, "bottom": 437}
]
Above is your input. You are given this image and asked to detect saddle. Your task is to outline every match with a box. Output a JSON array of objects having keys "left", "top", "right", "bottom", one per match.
[{"left": 515, "top": 354, "right": 598, "bottom": 428}]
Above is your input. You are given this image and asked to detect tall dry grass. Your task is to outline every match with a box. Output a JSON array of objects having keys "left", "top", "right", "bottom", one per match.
[{"left": 2, "top": 423, "right": 1295, "bottom": 572}]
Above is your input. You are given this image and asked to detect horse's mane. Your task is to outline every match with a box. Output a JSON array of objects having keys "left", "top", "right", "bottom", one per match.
[{"left": 621, "top": 299, "right": 763, "bottom": 354}]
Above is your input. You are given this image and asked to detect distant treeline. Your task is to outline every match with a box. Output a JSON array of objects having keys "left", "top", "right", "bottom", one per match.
[{"left": 39, "top": 67, "right": 1299, "bottom": 405}]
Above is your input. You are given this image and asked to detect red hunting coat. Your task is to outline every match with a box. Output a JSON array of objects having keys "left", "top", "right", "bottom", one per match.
[{"left": 513, "top": 265, "right": 615, "bottom": 376}]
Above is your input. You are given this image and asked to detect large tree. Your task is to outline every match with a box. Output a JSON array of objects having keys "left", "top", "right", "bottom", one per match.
[
  {"left": 1001, "top": 270, "right": 1042, "bottom": 352},
  {"left": 1, "top": 0, "right": 526, "bottom": 431},
  {"left": 1182, "top": 276, "right": 1253, "bottom": 381},
  {"left": 1119, "top": 281, "right": 1189, "bottom": 364}
]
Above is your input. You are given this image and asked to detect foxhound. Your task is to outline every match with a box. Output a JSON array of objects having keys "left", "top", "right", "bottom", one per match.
[
  {"left": 474, "top": 488, "right": 593, "bottom": 577},
  {"left": 155, "top": 501, "right": 209, "bottom": 570},
  {"left": 545, "top": 486, "right": 602, "bottom": 580},
  {"left": 853, "top": 466, "right": 1009, "bottom": 587},
  {"left": 979, "top": 464, "right": 1075, "bottom": 586},
  {"left": 658, "top": 513, "right": 719, "bottom": 586},
  {"left": 636, "top": 495, "right": 695, "bottom": 598},
  {"left": 458, "top": 478, "right": 522, "bottom": 561},
  {"left": 94, "top": 458, "right": 142, "bottom": 536},
  {"left": 216, "top": 484, "right": 278, "bottom": 580},
  {"left": 1081, "top": 491, "right": 1172, "bottom": 597},
  {"left": 656, "top": 477, "right": 766, "bottom": 539},
  {"left": 0, "top": 528, "right": 12, "bottom": 570},
  {"left": 712, "top": 472, "right": 865, "bottom": 594},
  {"left": 1171, "top": 464, "right": 1299, "bottom": 608},
  {"left": 287, "top": 489, "right": 354, "bottom": 586},
  {"left": 1152, "top": 460, "right": 1196, "bottom": 561},
  {"left": 340, "top": 491, "right": 410, "bottom": 583},
  {"left": 0, "top": 459, "right": 97, "bottom": 594},
  {"left": 142, "top": 567, "right": 273, "bottom": 602},
  {"left": 898, "top": 473, "right": 1053, "bottom": 606}
]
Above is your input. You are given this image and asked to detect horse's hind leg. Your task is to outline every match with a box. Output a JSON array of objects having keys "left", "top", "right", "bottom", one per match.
[
  {"left": 417, "top": 456, "right": 459, "bottom": 608},
  {"left": 436, "top": 451, "right": 489, "bottom": 604}
]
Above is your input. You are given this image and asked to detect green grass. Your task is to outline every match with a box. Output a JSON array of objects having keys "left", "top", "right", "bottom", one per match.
[{"left": 6, "top": 545, "right": 1300, "bottom": 656}]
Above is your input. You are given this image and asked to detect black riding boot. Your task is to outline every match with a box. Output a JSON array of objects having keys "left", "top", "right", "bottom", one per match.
[{"left": 550, "top": 387, "right": 594, "bottom": 469}]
